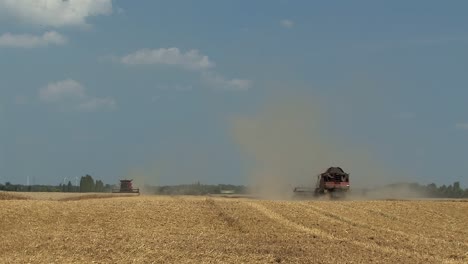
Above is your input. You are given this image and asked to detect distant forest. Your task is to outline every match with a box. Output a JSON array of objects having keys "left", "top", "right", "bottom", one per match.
[
  {"left": 0, "top": 174, "right": 112, "bottom": 193},
  {"left": 371, "top": 181, "right": 468, "bottom": 198},
  {"left": 1, "top": 176, "right": 467, "bottom": 198}
]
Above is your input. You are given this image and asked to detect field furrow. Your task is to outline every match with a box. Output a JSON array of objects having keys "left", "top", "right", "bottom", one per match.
[
  {"left": 311, "top": 201, "right": 468, "bottom": 243},
  {"left": 298, "top": 202, "right": 468, "bottom": 248},
  {"left": 250, "top": 200, "right": 460, "bottom": 263}
]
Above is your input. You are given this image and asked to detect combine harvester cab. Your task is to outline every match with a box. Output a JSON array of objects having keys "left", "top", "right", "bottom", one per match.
[
  {"left": 112, "top": 179, "right": 140, "bottom": 195},
  {"left": 315, "top": 167, "right": 350, "bottom": 198},
  {"left": 293, "top": 167, "right": 350, "bottom": 199}
]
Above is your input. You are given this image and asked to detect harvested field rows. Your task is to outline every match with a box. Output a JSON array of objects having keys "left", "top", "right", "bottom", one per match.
[{"left": 1, "top": 194, "right": 467, "bottom": 263}]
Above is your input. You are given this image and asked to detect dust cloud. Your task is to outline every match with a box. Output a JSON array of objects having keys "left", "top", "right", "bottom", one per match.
[
  {"left": 121, "top": 166, "right": 160, "bottom": 195},
  {"left": 230, "top": 92, "right": 417, "bottom": 200},
  {"left": 354, "top": 184, "right": 429, "bottom": 200}
]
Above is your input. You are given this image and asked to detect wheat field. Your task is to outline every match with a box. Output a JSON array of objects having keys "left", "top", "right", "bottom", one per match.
[{"left": 1, "top": 192, "right": 467, "bottom": 263}]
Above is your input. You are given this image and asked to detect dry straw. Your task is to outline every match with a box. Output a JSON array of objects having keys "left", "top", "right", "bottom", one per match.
[{"left": 1, "top": 193, "right": 467, "bottom": 263}]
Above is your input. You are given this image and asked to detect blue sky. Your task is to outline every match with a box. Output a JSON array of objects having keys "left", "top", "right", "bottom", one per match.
[{"left": 0, "top": 0, "right": 467, "bottom": 187}]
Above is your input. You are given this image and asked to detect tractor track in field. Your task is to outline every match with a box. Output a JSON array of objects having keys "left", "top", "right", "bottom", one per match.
[
  {"left": 204, "top": 198, "right": 246, "bottom": 233},
  {"left": 326, "top": 202, "right": 468, "bottom": 239},
  {"left": 364, "top": 208, "right": 468, "bottom": 238},
  {"left": 201, "top": 198, "right": 309, "bottom": 262},
  {"left": 296, "top": 202, "right": 468, "bottom": 249},
  {"left": 244, "top": 200, "right": 456, "bottom": 263}
]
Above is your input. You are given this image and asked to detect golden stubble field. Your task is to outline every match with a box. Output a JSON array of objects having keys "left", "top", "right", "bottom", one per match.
[{"left": 1, "top": 192, "right": 467, "bottom": 264}]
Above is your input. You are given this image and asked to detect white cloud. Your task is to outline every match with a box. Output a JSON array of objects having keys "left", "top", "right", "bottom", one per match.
[
  {"left": 117, "top": 47, "right": 252, "bottom": 91},
  {"left": 280, "top": 19, "right": 294, "bottom": 28},
  {"left": 120, "top": 47, "right": 215, "bottom": 71},
  {"left": 202, "top": 72, "right": 252, "bottom": 91},
  {"left": 0, "top": 0, "right": 113, "bottom": 28},
  {"left": 39, "top": 79, "right": 85, "bottom": 102},
  {"left": 39, "top": 79, "right": 116, "bottom": 111},
  {"left": 0, "top": 31, "right": 66, "bottom": 48},
  {"left": 455, "top": 123, "right": 468, "bottom": 130}
]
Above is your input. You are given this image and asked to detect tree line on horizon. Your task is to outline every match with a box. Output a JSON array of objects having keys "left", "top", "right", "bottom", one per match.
[
  {"left": 0, "top": 174, "right": 112, "bottom": 193},
  {"left": 1, "top": 177, "right": 468, "bottom": 198},
  {"left": 360, "top": 181, "right": 468, "bottom": 198}
]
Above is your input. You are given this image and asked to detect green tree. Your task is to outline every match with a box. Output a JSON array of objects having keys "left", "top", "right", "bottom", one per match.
[
  {"left": 438, "top": 185, "right": 447, "bottom": 197},
  {"left": 426, "top": 183, "right": 437, "bottom": 197},
  {"left": 453, "top": 181, "right": 463, "bottom": 198},
  {"left": 67, "top": 181, "right": 73, "bottom": 192},
  {"left": 80, "top": 175, "right": 95, "bottom": 192},
  {"left": 95, "top": 180, "right": 104, "bottom": 192}
]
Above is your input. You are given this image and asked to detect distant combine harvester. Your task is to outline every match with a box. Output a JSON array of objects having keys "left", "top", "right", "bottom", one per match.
[{"left": 112, "top": 179, "right": 140, "bottom": 195}]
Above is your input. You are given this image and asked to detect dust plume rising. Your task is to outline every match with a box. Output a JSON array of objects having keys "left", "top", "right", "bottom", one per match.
[
  {"left": 122, "top": 166, "right": 160, "bottom": 195},
  {"left": 231, "top": 93, "right": 408, "bottom": 200}
]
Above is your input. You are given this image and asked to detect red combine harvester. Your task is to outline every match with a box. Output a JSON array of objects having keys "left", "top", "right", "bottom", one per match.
[
  {"left": 112, "top": 179, "right": 140, "bottom": 195},
  {"left": 293, "top": 167, "right": 350, "bottom": 199}
]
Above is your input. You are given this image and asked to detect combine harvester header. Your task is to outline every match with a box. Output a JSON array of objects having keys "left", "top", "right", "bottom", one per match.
[
  {"left": 293, "top": 167, "right": 350, "bottom": 199},
  {"left": 112, "top": 179, "right": 140, "bottom": 195}
]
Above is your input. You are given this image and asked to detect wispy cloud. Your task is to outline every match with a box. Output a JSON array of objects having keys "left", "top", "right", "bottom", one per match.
[
  {"left": 455, "top": 122, "right": 468, "bottom": 130},
  {"left": 202, "top": 72, "right": 251, "bottom": 91},
  {"left": 77, "top": 97, "right": 116, "bottom": 111},
  {"left": 0, "top": 31, "right": 66, "bottom": 48},
  {"left": 39, "top": 79, "right": 85, "bottom": 102},
  {"left": 355, "top": 35, "right": 468, "bottom": 52},
  {"left": 0, "top": 0, "right": 113, "bottom": 28},
  {"left": 280, "top": 19, "right": 294, "bottom": 28},
  {"left": 117, "top": 47, "right": 251, "bottom": 91},
  {"left": 39, "top": 79, "right": 116, "bottom": 111},
  {"left": 120, "top": 47, "right": 215, "bottom": 71},
  {"left": 156, "top": 84, "right": 194, "bottom": 92}
]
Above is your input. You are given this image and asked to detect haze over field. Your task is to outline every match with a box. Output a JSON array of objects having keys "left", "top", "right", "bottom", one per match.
[
  {"left": 2, "top": 2, "right": 468, "bottom": 264},
  {"left": 1, "top": 1, "right": 468, "bottom": 189},
  {"left": 231, "top": 93, "right": 414, "bottom": 199}
]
